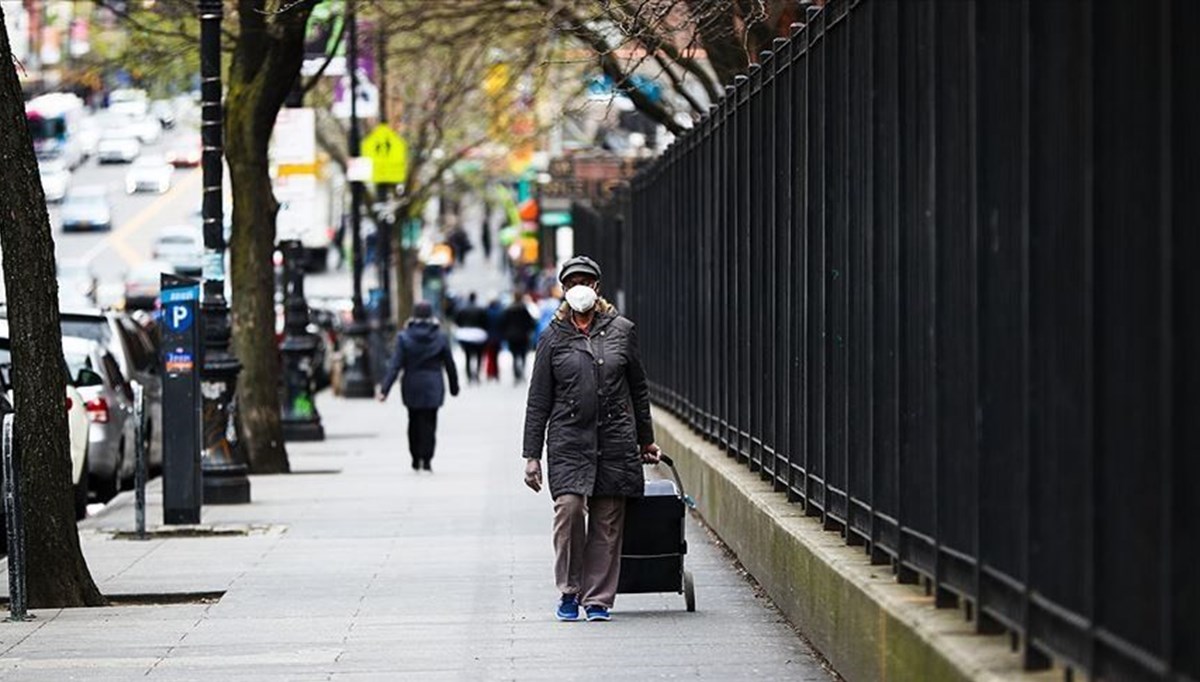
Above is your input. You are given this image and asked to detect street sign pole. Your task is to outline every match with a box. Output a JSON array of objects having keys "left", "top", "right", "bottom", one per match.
[
  {"left": 341, "top": 0, "right": 374, "bottom": 399},
  {"left": 161, "top": 275, "right": 203, "bottom": 525},
  {"left": 362, "top": 124, "right": 408, "bottom": 338}
]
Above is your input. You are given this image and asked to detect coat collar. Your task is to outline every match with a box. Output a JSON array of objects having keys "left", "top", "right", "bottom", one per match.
[{"left": 553, "top": 299, "right": 617, "bottom": 336}]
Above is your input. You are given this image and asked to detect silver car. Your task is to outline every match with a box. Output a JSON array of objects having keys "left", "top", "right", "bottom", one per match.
[
  {"left": 61, "top": 336, "right": 137, "bottom": 502},
  {"left": 96, "top": 128, "right": 141, "bottom": 164},
  {"left": 125, "top": 155, "right": 173, "bottom": 194},
  {"left": 60, "top": 186, "right": 113, "bottom": 232},
  {"left": 60, "top": 310, "right": 163, "bottom": 475}
]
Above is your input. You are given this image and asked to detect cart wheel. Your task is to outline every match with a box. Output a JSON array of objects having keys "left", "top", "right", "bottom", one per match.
[{"left": 684, "top": 570, "right": 696, "bottom": 612}]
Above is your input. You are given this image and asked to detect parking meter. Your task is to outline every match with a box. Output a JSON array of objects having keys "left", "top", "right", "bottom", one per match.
[{"left": 160, "top": 274, "right": 202, "bottom": 525}]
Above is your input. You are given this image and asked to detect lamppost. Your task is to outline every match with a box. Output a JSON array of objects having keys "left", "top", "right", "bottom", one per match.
[
  {"left": 340, "top": 0, "right": 374, "bottom": 398},
  {"left": 279, "top": 239, "right": 325, "bottom": 441},
  {"left": 198, "top": 0, "right": 250, "bottom": 504}
]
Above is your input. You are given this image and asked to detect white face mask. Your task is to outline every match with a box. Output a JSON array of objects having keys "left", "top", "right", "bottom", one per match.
[{"left": 564, "top": 284, "right": 598, "bottom": 313}]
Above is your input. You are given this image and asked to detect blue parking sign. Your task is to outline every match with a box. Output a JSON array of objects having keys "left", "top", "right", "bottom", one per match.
[{"left": 165, "top": 302, "right": 194, "bottom": 334}]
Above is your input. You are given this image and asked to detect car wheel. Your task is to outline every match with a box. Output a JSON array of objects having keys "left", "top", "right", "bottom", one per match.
[
  {"left": 74, "top": 453, "right": 89, "bottom": 520},
  {"left": 92, "top": 472, "right": 118, "bottom": 503}
]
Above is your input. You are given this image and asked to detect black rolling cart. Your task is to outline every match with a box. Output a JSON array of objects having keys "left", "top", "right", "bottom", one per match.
[{"left": 616, "top": 454, "right": 697, "bottom": 612}]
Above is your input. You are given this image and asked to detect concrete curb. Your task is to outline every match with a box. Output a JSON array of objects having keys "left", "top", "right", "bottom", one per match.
[{"left": 652, "top": 406, "right": 1061, "bottom": 682}]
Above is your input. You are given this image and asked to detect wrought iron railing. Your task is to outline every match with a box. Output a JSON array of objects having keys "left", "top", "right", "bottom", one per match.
[{"left": 625, "top": 1, "right": 1196, "bottom": 680}]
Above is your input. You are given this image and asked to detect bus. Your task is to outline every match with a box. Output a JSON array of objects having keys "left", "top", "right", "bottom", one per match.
[{"left": 25, "top": 93, "right": 87, "bottom": 170}]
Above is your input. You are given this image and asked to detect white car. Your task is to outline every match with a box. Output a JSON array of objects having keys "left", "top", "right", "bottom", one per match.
[
  {"left": 152, "top": 225, "right": 203, "bottom": 276},
  {"left": 126, "top": 155, "right": 174, "bottom": 194},
  {"left": 0, "top": 326, "right": 90, "bottom": 519},
  {"left": 38, "top": 158, "right": 71, "bottom": 203},
  {"left": 97, "top": 130, "right": 141, "bottom": 164},
  {"left": 129, "top": 115, "right": 162, "bottom": 146}
]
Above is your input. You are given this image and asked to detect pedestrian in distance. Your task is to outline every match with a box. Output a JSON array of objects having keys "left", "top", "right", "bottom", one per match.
[
  {"left": 501, "top": 292, "right": 538, "bottom": 383},
  {"left": 521, "top": 255, "right": 661, "bottom": 623},
  {"left": 377, "top": 301, "right": 460, "bottom": 472},
  {"left": 453, "top": 292, "right": 488, "bottom": 384},
  {"left": 483, "top": 294, "right": 504, "bottom": 382}
]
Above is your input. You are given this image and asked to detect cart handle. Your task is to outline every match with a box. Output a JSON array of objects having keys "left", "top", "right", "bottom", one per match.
[{"left": 657, "top": 454, "right": 696, "bottom": 509}]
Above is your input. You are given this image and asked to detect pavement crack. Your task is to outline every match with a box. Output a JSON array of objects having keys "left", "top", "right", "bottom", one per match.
[{"left": 0, "top": 608, "right": 59, "bottom": 657}]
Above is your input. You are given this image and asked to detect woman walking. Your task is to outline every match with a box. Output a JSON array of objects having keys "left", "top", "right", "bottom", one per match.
[
  {"left": 377, "top": 302, "right": 460, "bottom": 472},
  {"left": 521, "top": 255, "right": 660, "bottom": 622}
]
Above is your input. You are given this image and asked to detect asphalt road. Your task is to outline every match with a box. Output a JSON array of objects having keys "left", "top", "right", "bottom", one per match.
[{"left": 51, "top": 125, "right": 203, "bottom": 291}]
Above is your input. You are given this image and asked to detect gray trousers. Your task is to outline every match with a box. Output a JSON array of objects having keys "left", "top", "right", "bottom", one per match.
[{"left": 553, "top": 494, "right": 626, "bottom": 609}]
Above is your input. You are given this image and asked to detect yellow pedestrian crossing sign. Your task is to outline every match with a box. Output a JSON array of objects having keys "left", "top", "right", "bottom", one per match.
[{"left": 362, "top": 124, "right": 408, "bottom": 185}]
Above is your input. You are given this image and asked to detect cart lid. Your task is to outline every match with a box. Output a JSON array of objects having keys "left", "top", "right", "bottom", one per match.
[{"left": 644, "top": 479, "right": 678, "bottom": 497}]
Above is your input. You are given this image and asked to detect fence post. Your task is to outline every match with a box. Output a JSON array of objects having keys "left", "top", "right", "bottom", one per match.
[
  {"left": 132, "top": 381, "right": 147, "bottom": 540},
  {"left": 3, "top": 413, "right": 28, "bottom": 621}
]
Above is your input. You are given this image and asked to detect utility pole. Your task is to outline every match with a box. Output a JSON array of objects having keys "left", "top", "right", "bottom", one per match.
[
  {"left": 197, "top": 0, "right": 250, "bottom": 503},
  {"left": 373, "top": 22, "right": 394, "bottom": 361},
  {"left": 340, "top": 0, "right": 374, "bottom": 398}
]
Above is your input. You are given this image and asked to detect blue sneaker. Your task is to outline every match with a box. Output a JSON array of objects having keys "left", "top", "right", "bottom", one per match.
[
  {"left": 585, "top": 605, "right": 611, "bottom": 622},
  {"left": 556, "top": 594, "right": 580, "bottom": 621}
]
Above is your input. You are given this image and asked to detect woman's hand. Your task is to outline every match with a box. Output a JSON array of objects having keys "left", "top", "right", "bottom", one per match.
[
  {"left": 640, "top": 443, "right": 662, "bottom": 464},
  {"left": 523, "top": 459, "right": 543, "bottom": 492}
]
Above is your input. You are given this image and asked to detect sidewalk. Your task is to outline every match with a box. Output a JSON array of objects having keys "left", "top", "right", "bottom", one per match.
[{"left": 0, "top": 385, "right": 833, "bottom": 680}]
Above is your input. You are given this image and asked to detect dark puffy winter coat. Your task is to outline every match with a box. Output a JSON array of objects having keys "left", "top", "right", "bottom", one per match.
[
  {"left": 522, "top": 302, "right": 655, "bottom": 498},
  {"left": 380, "top": 320, "right": 460, "bottom": 409}
]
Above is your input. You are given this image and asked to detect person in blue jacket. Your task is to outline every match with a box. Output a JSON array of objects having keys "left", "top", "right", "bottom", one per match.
[{"left": 376, "top": 301, "right": 460, "bottom": 472}]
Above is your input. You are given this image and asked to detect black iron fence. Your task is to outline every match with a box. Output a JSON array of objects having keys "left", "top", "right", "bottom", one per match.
[
  {"left": 572, "top": 195, "right": 630, "bottom": 308},
  {"left": 626, "top": 1, "right": 1197, "bottom": 680}
]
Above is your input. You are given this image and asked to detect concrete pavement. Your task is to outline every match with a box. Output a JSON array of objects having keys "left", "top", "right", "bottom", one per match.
[{"left": 0, "top": 373, "right": 835, "bottom": 680}]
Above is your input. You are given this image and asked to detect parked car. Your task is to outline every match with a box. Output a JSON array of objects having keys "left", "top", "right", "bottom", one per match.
[
  {"left": 152, "top": 225, "right": 203, "bottom": 276},
  {"left": 60, "top": 186, "right": 112, "bottom": 232},
  {"left": 0, "top": 326, "right": 90, "bottom": 518},
  {"left": 60, "top": 310, "right": 163, "bottom": 475},
  {"left": 38, "top": 158, "right": 71, "bottom": 203},
  {"left": 96, "top": 128, "right": 141, "bottom": 164},
  {"left": 166, "top": 134, "right": 201, "bottom": 167},
  {"left": 123, "top": 260, "right": 174, "bottom": 311},
  {"left": 60, "top": 336, "right": 137, "bottom": 501},
  {"left": 125, "top": 155, "right": 174, "bottom": 194}
]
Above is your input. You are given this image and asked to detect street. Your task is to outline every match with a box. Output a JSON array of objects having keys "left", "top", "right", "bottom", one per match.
[{"left": 51, "top": 127, "right": 202, "bottom": 292}]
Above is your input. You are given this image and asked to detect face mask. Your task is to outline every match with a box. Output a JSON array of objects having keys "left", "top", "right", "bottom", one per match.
[{"left": 565, "top": 284, "right": 598, "bottom": 313}]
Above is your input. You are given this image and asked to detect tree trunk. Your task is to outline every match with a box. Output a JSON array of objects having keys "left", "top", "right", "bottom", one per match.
[
  {"left": 226, "top": 149, "right": 288, "bottom": 473},
  {"left": 0, "top": 10, "right": 104, "bottom": 608},
  {"left": 392, "top": 201, "right": 419, "bottom": 324},
  {"left": 223, "top": 0, "right": 317, "bottom": 474}
]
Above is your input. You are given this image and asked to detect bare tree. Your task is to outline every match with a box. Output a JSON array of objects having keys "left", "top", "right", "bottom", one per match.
[
  {"left": 539, "top": 0, "right": 801, "bottom": 130},
  {"left": 305, "top": 0, "right": 567, "bottom": 320},
  {"left": 0, "top": 8, "right": 105, "bottom": 608}
]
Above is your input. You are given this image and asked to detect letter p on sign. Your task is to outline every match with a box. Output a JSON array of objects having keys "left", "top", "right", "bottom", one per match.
[{"left": 167, "top": 303, "right": 193, "bottom": 333}]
